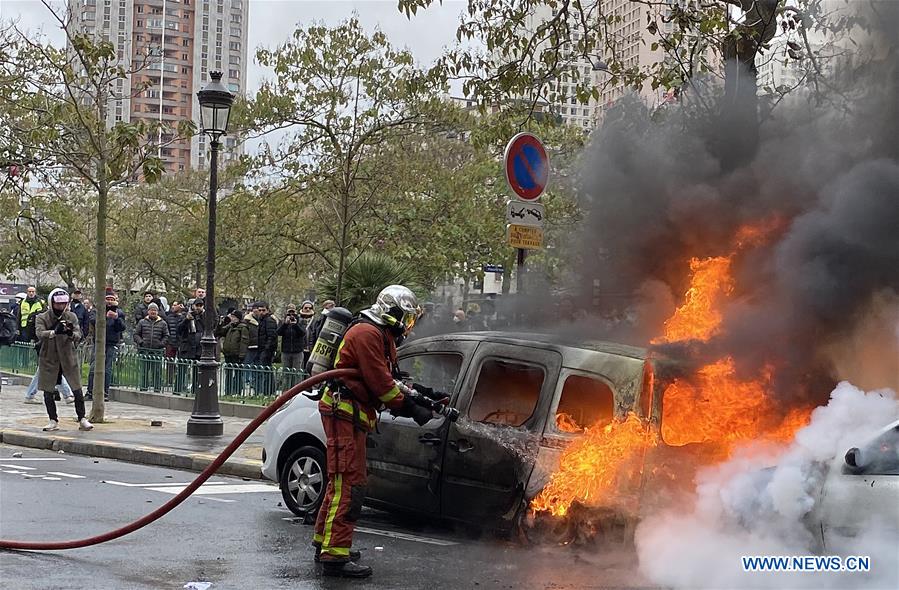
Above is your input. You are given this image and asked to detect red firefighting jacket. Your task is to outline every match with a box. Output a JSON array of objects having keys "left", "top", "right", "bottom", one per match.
[{"left": 318, "top": 321, "right": 405, "bottom": 431}]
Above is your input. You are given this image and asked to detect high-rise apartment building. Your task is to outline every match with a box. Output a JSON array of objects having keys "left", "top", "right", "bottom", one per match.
[
  {"left": 519, "top": 1, "right": 673, "bottom": 131},
  {"left": 68, "top": 0, "right": 248, "bottom": 174},
  {"left": 523, "top": 4, "right": 603, "bottom": 131}
]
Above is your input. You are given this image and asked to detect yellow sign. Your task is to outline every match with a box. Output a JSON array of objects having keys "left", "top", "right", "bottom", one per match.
[{"left": 507, "top": 224, "right": 544, "bottom": 249}]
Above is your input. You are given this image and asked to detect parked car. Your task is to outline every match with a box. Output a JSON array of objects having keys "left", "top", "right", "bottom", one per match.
[
  {"left": 262, "top": 331, "right": 680, "bottom": 527},
  {"left": 810, "top": 418, "right": 899, "bottom": 546}
]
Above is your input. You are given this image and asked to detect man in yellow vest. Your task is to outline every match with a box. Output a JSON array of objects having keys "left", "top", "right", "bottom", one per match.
[{"left": 16, "top": 286, "right": 44, "bottom": 343}]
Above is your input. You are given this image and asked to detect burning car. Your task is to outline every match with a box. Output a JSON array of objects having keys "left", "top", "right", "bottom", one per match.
[{"left": 262, "top": 331, "right": 673, "bottom": 527}]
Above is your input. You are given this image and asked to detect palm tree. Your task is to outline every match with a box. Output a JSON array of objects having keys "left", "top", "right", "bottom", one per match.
[{"left": 317, "top": 253, "right": 424, "bottom": 313}]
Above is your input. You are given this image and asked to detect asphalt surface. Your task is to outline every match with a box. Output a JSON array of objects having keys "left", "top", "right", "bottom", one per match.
[{"left": 0, "top": 445, "right": 653, "bottom": 590}]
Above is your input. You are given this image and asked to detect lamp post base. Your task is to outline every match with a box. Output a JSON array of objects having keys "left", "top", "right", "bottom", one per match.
[
  {"left": 187, "top": 333, "right": 224, "bottom": 437},
  {"left": 186, "top": 415, "right": 224, "bottom": 436}
]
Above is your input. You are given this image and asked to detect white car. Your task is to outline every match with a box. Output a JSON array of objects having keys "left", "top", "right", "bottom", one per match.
[
  {"left": 262, "top": 388, "right": 328, "bottom": 519},
  {"left": 812, "top": 418, "right": 899, "bottom": 546}
]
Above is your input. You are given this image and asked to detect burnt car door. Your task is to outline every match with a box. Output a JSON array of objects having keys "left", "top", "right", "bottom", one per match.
[
  {"left": 440, "top": 343, "right": 562, "bottom": 523},
  {"left": 365, "top": 339, "right": 475, "bottom": 514}
]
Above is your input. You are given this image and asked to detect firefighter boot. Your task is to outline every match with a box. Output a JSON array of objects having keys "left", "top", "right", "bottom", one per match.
[
  {"left": 321, "top": 560, "right": 372, "bottom": 578},
  {"left": 313, "top": 545, "right": 361, "bottom": 562}
]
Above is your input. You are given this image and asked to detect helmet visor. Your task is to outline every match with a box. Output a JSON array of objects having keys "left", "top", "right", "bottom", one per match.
[{"left": 401, "top": 310, "right": 417, "bottom": 332}]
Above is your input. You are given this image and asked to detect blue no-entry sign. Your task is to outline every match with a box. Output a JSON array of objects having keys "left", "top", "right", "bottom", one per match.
[{"left": 503, "top": 132, "right": 549, "bottom": 201}]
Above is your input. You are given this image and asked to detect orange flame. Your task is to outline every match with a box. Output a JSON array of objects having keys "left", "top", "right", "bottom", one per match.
[
  {"left": 531, "top": 222, "right": 810, "bottom": 518},
  {"left": 556, "top": 412, "right": 584, "bottom": 433},
  {"left": 532, "top": 412, "right": 657, "bottom": 517},
  {"left": 653, "top": 256, "right": 733, "bottom": 344}
]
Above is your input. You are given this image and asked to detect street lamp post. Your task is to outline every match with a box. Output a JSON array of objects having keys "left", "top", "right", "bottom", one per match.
[{"left": 187, "top": 71, "right": 234, "bottom": 437}]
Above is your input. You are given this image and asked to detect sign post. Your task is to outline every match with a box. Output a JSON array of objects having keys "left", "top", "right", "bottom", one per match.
[{"left": 503, "top": 133, "right": 549, "bottom": 299}]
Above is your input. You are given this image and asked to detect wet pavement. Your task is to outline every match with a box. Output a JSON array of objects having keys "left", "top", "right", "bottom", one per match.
[
  {"left": 0, "top": 446, "right": 657, "bottom": 590},
  {"left": 0, "top": 383, "right": 265, "bottom": 476}
]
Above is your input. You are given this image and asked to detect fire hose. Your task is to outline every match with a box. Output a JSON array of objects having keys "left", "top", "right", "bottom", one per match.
[{"left": 0, "top": 368, "right": 360, "bottom": 551}]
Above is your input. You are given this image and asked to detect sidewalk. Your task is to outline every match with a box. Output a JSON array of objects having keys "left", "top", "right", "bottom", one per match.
[{"left": 0, "top": 379, "right": 266, "bottom": 480}]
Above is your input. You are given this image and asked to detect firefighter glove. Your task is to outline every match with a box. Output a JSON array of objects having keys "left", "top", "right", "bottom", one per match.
[{"left": 411, "top": 403, "right": 433, "bottom": 426}]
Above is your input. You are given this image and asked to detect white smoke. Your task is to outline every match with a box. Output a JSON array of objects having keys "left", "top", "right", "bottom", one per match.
[{"left": 635, "top": 382, "right": 899, "bottom": 590}]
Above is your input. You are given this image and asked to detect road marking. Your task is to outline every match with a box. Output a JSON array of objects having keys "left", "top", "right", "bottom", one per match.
[
  {"left": 2, "top": 470, "right": 27, "bottom": 474},
  {"left": 46, "top": 472, "right": 86, "bottom": 479},
  {"left": 43, "top": 477, "right": 62, "bottom": 481},
  {"left": 104, "top": 480, "right": 231, "bottom": 487},
  {"left": 1, "top": 464, "right": 36, "bottom": 470},
  {"left": 0, "top": 457, "right": 66, "bottom": 461},
  {"left": 22, "top": 474, "right": 49, "bottom": 478},
  {"left": 279, "top": 518, "right": 458, "bottom": 546},
  {"left": 146, "top": 483, "right": 276, "bottom": 496},
  {"left": 354, "top": 526, "right": 458, "bottom": 546}
]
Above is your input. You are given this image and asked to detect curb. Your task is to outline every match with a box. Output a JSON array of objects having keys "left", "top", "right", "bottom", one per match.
[{"left": 0, "top": 428, "right": 263, "bottom": 480}]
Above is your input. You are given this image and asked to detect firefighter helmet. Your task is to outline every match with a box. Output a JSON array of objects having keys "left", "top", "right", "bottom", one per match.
[{"left": 361, "top": 285, "right": 420, "bottom": 335}]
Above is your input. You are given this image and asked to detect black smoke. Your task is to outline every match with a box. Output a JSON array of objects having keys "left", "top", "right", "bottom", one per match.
[{"left": 570, "top": 1, "right": 899, "bottom": 404}]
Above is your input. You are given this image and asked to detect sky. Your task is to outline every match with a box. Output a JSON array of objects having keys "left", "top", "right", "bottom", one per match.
[{"left": 0, "top": 0, "right": 467, "bottom": 151}]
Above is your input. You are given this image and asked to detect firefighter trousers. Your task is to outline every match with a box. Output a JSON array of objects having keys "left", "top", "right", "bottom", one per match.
[{"left": 313, "top": 412, "right": 368, "bottom": 562}]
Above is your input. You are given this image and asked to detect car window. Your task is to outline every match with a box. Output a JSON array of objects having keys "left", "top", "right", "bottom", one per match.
[
  {"left": 398, "top": 353, "right": 463, "bottom": 395},
  {"left": 468, "top": 358, "right": 544, "bottom": 427},
  {"left": 553, "top": 373, "right": 614, "bottom": 433},
  {"left": 848, "top": 425, "right": 899, "bottom": 475}
]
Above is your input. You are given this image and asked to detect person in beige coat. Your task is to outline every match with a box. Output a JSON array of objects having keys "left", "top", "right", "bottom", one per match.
[{"left": 35, "top": 288, "right": 92, "bottom": 432}]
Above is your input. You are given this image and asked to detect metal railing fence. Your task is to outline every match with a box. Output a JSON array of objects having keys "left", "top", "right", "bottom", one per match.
[{"left": 0, "top": 342, "right": 306, "bottom": 402}]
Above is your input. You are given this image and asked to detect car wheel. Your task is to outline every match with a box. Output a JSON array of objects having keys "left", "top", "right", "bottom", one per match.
[{"left": 280, "top": 446, "right": 327, "bottom": 520}]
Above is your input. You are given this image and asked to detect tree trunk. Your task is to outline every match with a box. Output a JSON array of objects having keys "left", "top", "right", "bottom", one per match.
[
  {"left": 335, "top": 187, "right": 351, "bottom": 304},
  {"left": 88, "top": 166, "right": 108, "bottom": 423},
  {"left": 718, "top": 0, "right": 779, "bottom": 170}
]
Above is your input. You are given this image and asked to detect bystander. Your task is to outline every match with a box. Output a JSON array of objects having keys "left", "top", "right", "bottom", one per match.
[{"left": 35, "top": 289, "right": 92, "bottom": 432}]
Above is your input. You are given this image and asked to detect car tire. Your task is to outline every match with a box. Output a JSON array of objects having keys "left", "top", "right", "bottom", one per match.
[{"left": 280, "top": 445, "right": 328, "bottom": 521}]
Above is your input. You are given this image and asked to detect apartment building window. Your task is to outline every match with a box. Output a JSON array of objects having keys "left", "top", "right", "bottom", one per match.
[
  {"left": 230, "top": 26, "right": 240, "bottom": 36},
  {"left": 228, "top": 68, "right": 239, "bottom": 79},
  {"left": 148, "top": 18, "right": 162, "bottom": 28},
  {"left": 182, "top": 66, "right": 189, "bottom": 74},
  {"left": 227, "top": 82, "right": 239, "bottom": 92},
  {"left": 229, "top": 55, "right": 239, "bottom": 65},
  {"left": 166, "top": 8, "right": 179, "bottom": 17},
  {"left": 229, "top": 41, "right": 240, "bottom": 51},
  {"left": 216, "top": 20, "right": 223, "bottom": 32},
  {"left": 182, "top": 39, "right": 189, "bottom": 46},
  {"left": 166, "top": 21, "right": 178, "bottom": 30},
  {"left": 231, "top": 13, "right": 241, "bottom": 23}
]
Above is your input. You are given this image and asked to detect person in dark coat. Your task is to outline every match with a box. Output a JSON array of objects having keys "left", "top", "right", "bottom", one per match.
[
  {"left": 175, "top": 299, "right": 206, "bottom": 395},
  {"left": 177, "top": 299, "right": 206, "bottom": 359},
  {"left": 134, "top": 303, "right": 169, "bottom": 391},
  {"left": 86, "top": 289, "right": 126, "bottom": 401},
  {"left": 134, "top": 291, "right": 155, "bottom": 326},
  {"left": 254, "top": 301, "right": 278, "bottom": 395},
  {"left": 35, "top": 289, "right": 92, "bottom": 432},
  {"left": 276, "top": 304, "right": 306, "bottom": 371},
  {"left": 216, "top": 309, "right": 248, "bottom": 395},
  {"left": 69, "top": 289, "right": 88, "bottom": 338}
]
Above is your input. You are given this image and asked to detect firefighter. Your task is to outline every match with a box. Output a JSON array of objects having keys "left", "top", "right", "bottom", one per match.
[{"left": 312, "top": 285, "right": 434, "bottom": 578}]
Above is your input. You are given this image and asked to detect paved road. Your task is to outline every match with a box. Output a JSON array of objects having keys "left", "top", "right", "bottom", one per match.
[{"left": 0, "top": 445, "right": 653, "bottom": 589}]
